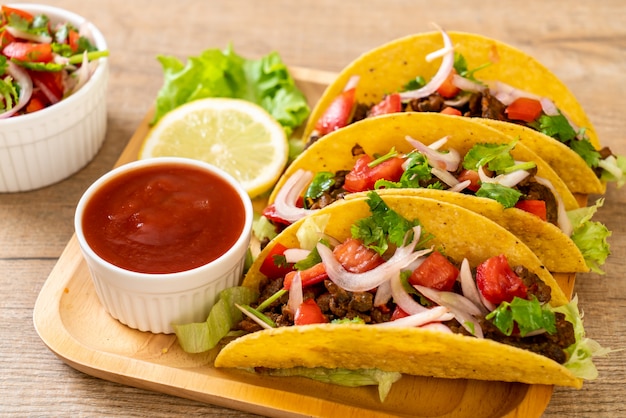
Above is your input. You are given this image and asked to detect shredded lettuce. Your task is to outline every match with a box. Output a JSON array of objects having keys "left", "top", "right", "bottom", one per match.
[
  {"left": 151, "top": 45, "right": 310, "bottom": 136},
  {"left": 173, "top": 286, "right": 258, "bottom": 353},
  {"left": 567, "top": 198, "right": 612, "bottom": 274},
  {"left": 296, "top": 213, "right": 331, "bottom": 251},
  {"left": 252, "top": 214, "right": 278, "bottom": 244},
  {"left": 486, "top": 297, "right": 556, "bottom": 337},
  {"left": 260, "top": 367, "right": 402, "bottom": 402},
  {"left": 599, "top": 155, "right": 626, "bottom": 188},
  {"left": 553, "top": 296, "right": 612, "bottom": 380}
]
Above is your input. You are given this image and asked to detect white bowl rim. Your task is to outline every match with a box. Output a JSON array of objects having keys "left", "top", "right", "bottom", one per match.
[{"left": 0, "top": 3, "right": 109, "bottom": 128}]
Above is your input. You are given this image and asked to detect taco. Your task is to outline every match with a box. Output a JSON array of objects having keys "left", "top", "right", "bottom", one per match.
[
  {"left": 214, "top": 193, "right": 605, "bottom": 390},
  {"left": 260, "top": 112, "right": 610, "bottom": 274},
  {"left": 302, "top": 27, "right": 625, "bottom": 194}
]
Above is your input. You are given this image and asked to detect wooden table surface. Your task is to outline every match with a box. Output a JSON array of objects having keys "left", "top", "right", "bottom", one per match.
[{"left": 2, "top": 0, "right": 625, "bottom": 416}]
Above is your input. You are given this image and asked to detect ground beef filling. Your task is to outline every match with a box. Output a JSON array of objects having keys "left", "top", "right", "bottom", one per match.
[{"left": 235, "top": 265, "right": 574, "bottom": 364}]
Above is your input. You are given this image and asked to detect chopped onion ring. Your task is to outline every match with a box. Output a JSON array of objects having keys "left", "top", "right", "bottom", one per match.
[
  {"left": 287, "top": 272, "right": 303, "bottom": 315},
  {"left": 5, "top": 26, "right": 52, "bottom": 43},
  {"left": 534, "top": 176, "right": 573, "bottom": 236},
  {"left": 389, "top": 270, "right": 429, "bottom": 315},
  {"left": 272, "top": 169, "right": 318, "bottom": 223},
  {"left": 431, "top": 167, "right": 460, "bottom": 188},
  {"left": 477, "top": 166, "right": 529, "bottom": 188},
  {"left": 459, "top": 258, "right": 489, "bottom": 314},
  {"left": 451, "top": 74, "right": 485, "bottom": 93},
  {"left": 406, "top": 135, "right": 461, "bottom": 171},
  {"left": 374, "top": 306, "right": 454, "bottom": 328},
  {"left": 399, "top": 24, "right": 454, "bottom": 101},
  {"left": 284, "top": 248, "right": 311, "bottom": 264},
  {"left": 373, "top": 280, "right": 392, "bottom": 307},
  {"left": 414, "top": 285, "right": 484, "bottom": 338},
  {"left": 318, "top": 226, "right": 431, "bottom": 292},
  {"left": 488, "top": 81, "right": 542, "bottom": 106},
  {"left": 0, "top": 62, "right": 33, "bottom": 119},
  {"left": 448, "top": 179, "right": 471, "bottom": 193},
  {"left": 420, "top": 322, "right": 453, "bottom": 333}
]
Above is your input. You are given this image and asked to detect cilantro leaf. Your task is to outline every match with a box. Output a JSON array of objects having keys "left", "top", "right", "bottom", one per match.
[
  {"left": 475, "top": 183, "right": 522, "bottom": 208},
  {"left": 569, "top": 138, "right": 601, "bottom": 168},
  {"left": 530, "top": 113, "right": 577, "bottom": 142},
  {"left": 486, "top": 296, "right": 557, "bottom": 337},
  {"left": 351, "top": 192, "right": 422, "bottom": 255},
  {"left": 402, "top": 76, "right": 426, "bottom": 91},
  {"left": 462, "top": 141, "right": 518, "bottom": 173},
  {"left": 303, "top": 171, "right": 335, "bottom": 208},
  {"left": 374, "top": 151, "right": 433, "bottom": 189}
]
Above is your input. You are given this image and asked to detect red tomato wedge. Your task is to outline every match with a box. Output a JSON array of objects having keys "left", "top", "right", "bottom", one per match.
[
  {"left": 457, "top": 169, "right": 481, "bottom": 192},
  {"left": 505, "top": 97, "right": 543, "bottom": 122},
  {"left": 343, "top": 154, "right": 405, "bottom": 192},
  {"left": 369, "top": 93, "right": 402, "bottom": 117},
  {"left": 283, "top": 262, "right": 328, "bottom": 290},
  {"left": 475, "top": 254, "right": 528, "bottom": 305},
  {"left": 314, "top": 87, "right": 356, "bottom": 135},
  {"left": 2, "top": 5, "right": 34, "bottom": 22},
  {"left": 514, "top": 199, "right": 547, "bottom": 221},
  {"left": 259, "top": 243, "right": 295, "bottom": 279},
  {"left": 332, "top": 238, "right": 384, "bottom": 273},
  {"left": 440, "top": 106, "right": 462, "bottom": 116},
  {"left": 409, "top": 251, "right": 459, "bottom": 291},
  {"left": 294, "top": 298, "right": 328, "bottom": 325},
  {"left": 0, "top": 28, "right": 16, "bottom": 50},
  {"left": 436, "top": 69, "right": 460, "bottom": 99},
  {"left": 29, "top": 70, "right": 64, "bottom": 103},
  {"left": 3, "top": 42, "right": 53, "bottom": 63}
]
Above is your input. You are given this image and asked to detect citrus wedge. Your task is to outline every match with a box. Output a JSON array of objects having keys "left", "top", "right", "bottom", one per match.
[{"left": 139, "top": 98, "right": 289, "bottom": 198}]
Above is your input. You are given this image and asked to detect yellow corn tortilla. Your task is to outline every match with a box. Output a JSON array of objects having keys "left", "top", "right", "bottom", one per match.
[
  {"left": 270, "top": 112, "right": 586, "bottom": 273},
  {"left": 303, "top": 30, "right": 604, "bottom": 195},
  {"left": 215, "top": 195, "right": 580, "bottom": 388}
]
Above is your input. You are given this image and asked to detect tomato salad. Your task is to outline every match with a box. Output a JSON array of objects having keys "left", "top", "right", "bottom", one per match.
[{"left": 0, "top": 5, "right": 108, "bottom": 118}]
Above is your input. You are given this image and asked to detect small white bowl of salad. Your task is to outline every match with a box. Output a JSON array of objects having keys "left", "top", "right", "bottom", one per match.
[{"left": 0, "top": 3, "right": 109, "bottom": 192}]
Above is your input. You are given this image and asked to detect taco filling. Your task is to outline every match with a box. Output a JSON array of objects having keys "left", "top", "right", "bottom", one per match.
[
  {"left": 218, "top": 193, "right": 605, "bottom": 389},
  {"left": 307, "top": 27, "right": 625, "bottom": 186}
]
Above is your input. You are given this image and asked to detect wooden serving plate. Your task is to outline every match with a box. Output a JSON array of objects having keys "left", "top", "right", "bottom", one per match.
[{"left": 33, "top": 66, "right": 573, "bottom": 418}]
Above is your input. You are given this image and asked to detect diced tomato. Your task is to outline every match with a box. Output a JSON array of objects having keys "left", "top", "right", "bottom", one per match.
[
  {"left": 283, "top": 262, "right": 328, "bottom": 290},
  {"left": 314, "top": 87, "right": 356, "bottom": 135},
  {"left": 390, "top": 306, "right": 410, "bottom": 321},
  {"left": 456, "top": 169, "right": 481, "bottom": 192},
  {"left": 332, "top": 238, "right": 384, "bottom": 273},
  {"left": 258, "top": 243, "right": 295, "bottom": 280},
  {"left": 514, "top": 199, "right": 547, "bottom": 221},
  {"left": 3, "top": 42, "right": 54, "bottom": 63},
  {"left": 0, "top": 29, "right": 16, "bottom": 50},
  {"left": 294, "top": 298, "right": 328, "bottom": 325},
  {"left": 343, "top": 154, "right": 406, "bottom": 193},
  {"left": 436, "top": 69, "right": 460, "bottom": 99},
  {"left": 68, "top": 29, "right": 80, "bottom": 53},
  {"left": 2, "top": 5, "right": 34, "bottom": 23},
  {"left": 369, "top": 93, "right": 402, "bottom": 117},
  {"left": 29, "top": 70, "right": 64, "bottom": 103},
  {"left": 505, "top": 97, "right": 543, "bottom": 123},
  {"left": 475, "top": 254, "right": 528, "bottom": 305},
  {"left": 440, "top": 106, "right": 462, "bottom": 116},
  {"left": 25, "top": 91, "right": 48, "bottom": 113},
  {"left": 409, "top": 251, "right": 459, "bottom": 291}
]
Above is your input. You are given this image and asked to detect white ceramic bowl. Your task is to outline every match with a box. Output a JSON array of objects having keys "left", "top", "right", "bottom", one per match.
[
  {"left": 0, "top": 4, "right": 109, "bottom": 192},
  {"left": 74, "top": 157, "right": 254, "bottom": 334}
]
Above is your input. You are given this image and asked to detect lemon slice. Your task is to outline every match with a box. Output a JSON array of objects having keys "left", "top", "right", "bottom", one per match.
[{"left": 139, "top": 98, "right": 288, "bottom": 197}]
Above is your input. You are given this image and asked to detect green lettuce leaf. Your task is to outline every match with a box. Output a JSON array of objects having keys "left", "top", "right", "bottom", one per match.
[
  {"left": 173, "top": 286, "right": 258, "bottom": 353},
  {"left": 599, "top": 155, "right": 626, "bottom": 187},
  {"left": 486, "top": 297, "right": 556, "bottom": 337},
  {"left": 567, "top": 198, "right": 611, "bottom": 274},
  {"left": 261, "top": 367, "right": 402, "bottom": 402},
  {"left": 151, "top": 45, "right": 310, "bottom": 136}
]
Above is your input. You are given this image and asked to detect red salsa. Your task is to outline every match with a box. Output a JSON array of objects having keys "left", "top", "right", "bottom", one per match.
[{"left": 82, "top": 163, "right": 246, "bottom": 274}]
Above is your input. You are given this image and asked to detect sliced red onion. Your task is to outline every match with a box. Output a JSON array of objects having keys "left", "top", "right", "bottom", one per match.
[
  {"left": 284, "top": 248, "right": 311, "bottom": 264},
  {"left": 5, "top": 26, "right": 52, "bottom": 43},
  {"left": 478, "top": 166, "right": 530, "bottom": 188},
  {"left": 428, "top": 135, "right": 449, "bottom": 150},
  {"left": 414, "top": 285, "right": 484, "bottom": 338},
  {"left": 0, "top": 62, "right": 33, "bottom": 119},
  {"left": 373, "top": 280, "right": 392, "bottom": 307},
  {"left": 33, "top": 76, "right": 61, "bottom": 105},
  {"left": 272, "top": 169, "right": 319, "bottom": 223},
  {"left": 318, "top": 226, "right": 431, "bottom": 292},
  {"left": 534, "top": 176, "right": 573, "bottom": 236},
  {"left": 374, "top": 306, "right": 454, "bottom": 328},
  {"left": 389, "top": 268, "right": 429, "bottom": 315},
  {"left": 406, "top": 135, "right": 461, "bottom": 171},
  {"left": 448, "top": 179, "right": 471, "bottom": 193},
  {"left": 399, "top": 25, "right": 454, "bottom": 101},
  {"left": 431, "top": 167, "right": 460, "bottom": 188},
  {"left": 488, "top": 81, "right": 542, "bottom": 106},
  {"left": 344, "top": 75, "right": 360, "bottom": 91},
  {"left": 420, "top": 322, "right": 453, "bottom": 333},
  {"left": 539, "top": 97, "right": 559, "bottom": 116},
  {"left": 235, "top": 304, "right": 273, "bottom": 330},
  {"left": 287, "top": 272, "right": 303, "bottom": 314},
  {"left": 459, "top": 258, "right": 490, "bottom": 314},
  {"left": 66, "top": 51, "right": 91, "bottom": 96},
  {"left": 451, "top": 74, "right": 486, "bottom": 93}
]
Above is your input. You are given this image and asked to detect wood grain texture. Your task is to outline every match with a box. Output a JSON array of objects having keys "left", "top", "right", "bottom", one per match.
[{"left": 2, "top": 0, "right": 626, "bottom": 416}]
